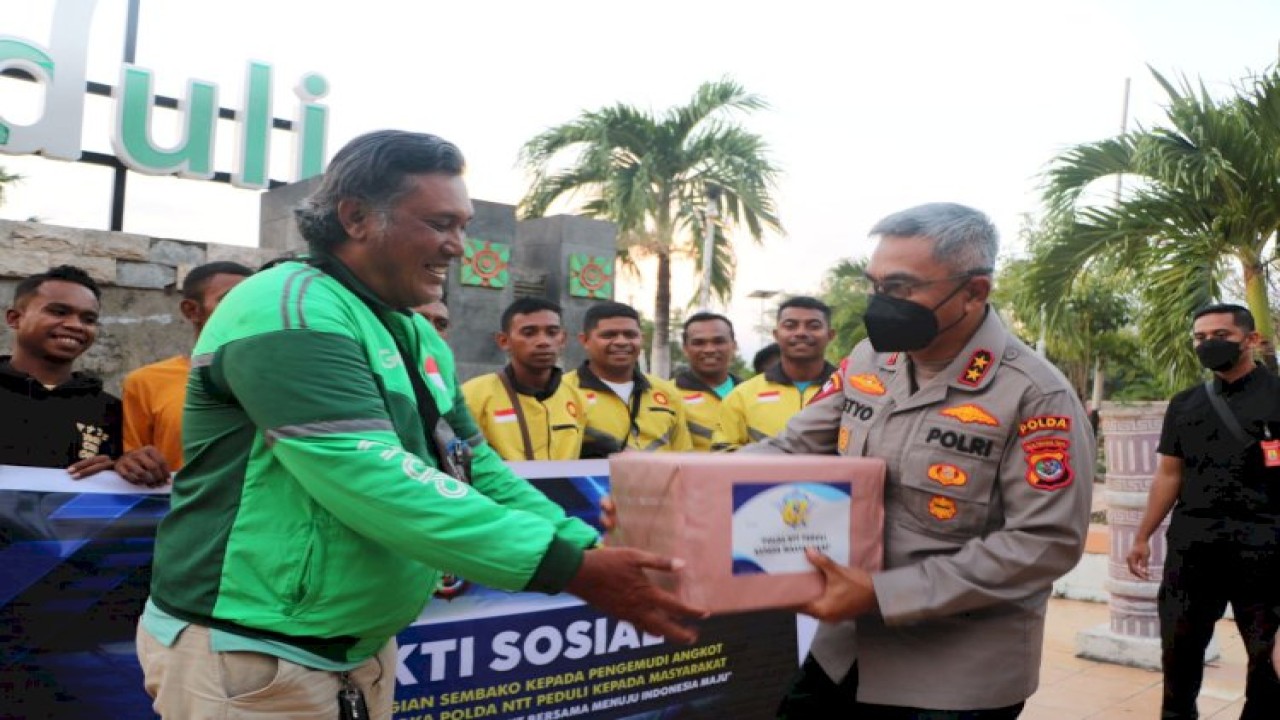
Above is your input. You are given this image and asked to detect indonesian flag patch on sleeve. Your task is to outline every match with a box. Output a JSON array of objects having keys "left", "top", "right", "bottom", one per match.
[{"left": 493, "top": 407, "right": 518, "bottom": 424}]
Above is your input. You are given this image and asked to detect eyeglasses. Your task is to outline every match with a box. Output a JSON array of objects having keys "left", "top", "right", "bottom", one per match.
[{"left": 863, "top": 268, "right": 992, "bottom": 300}]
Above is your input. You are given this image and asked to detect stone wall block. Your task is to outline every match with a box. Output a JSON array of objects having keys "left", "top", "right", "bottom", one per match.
[
  {"left": 117, "top": 261, "right": 177, "bottom": 289},
  {"left": 9, "top": 222, "right": 80, "bottom": 254},
  {"left": 82, "top": 230, "right": 151, "bottom": 260},
  {"left": 205, "top": 243, "right": 278, "bottom": 270},
  {"left": 0, "top": 249, "right": 52, "bottom": 278},
  {"left": 148, "top": 238, "right": 208, "bottom": 267}
]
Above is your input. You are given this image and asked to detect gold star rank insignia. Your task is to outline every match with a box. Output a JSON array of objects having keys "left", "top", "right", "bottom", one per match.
[{"left": 957, "top": 349, "right": 995, "bottom": 387}]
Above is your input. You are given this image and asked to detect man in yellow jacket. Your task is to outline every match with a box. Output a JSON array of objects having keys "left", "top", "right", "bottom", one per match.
[
  {"left": 713, "top": 296, "right": 837, "bottom": 450},
  {"left": 673, "top": 312, "right": 741, "bottom": 450},
  {"left": 463, "top": 298, "right": 585, "bottom": 460},
  {"left": 566, "top": 301, "right": 691, "bottom": 457}
]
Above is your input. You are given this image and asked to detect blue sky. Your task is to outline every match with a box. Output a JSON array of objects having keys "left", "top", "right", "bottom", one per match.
[{"left": 3, "top": 0, "right": 1280, "bottom": 352}]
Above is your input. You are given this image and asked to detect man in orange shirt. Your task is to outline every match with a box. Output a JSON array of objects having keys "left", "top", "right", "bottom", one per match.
[{"left": 117, "top": 261, "right": 252, "bottom": 483}]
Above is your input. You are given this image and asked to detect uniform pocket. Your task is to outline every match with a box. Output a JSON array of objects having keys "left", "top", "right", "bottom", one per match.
[{"left": 895, "top": 421, "right": 1006, "bottom": 540}]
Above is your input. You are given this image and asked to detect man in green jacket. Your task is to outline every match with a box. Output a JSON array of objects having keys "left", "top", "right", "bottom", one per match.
[{"left": 137, "top": 130, "right": 703, "bottom": 719}]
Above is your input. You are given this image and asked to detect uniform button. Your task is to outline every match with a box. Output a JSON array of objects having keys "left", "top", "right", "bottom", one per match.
[{"left": 1003, "top": 348, "right": 1019, "bottom": 361}]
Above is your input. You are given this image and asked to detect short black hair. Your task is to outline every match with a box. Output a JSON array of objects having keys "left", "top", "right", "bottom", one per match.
[
  {"left": 501, "top": 297, "right": 562, "bottom": 332},
  {"left": 777, "top": 295, "right": 831, "bottom": 324},
  {"left": 1193, "top": 303, "right": 1255, "bottom": 332},
  {"left": 13, "top": 265, "right": 101, "bottom": 307},
  {"left": 182, "top": 261, "right": 253, "bottom": 300},
  {"left": 752, "top": 343, "right": 781, "bottom": 373},
  {"left": 582, "top": 301, "right": 640, "bottom": 334},
  {"left": 682, "top": 312, "right": 735, "bottom": 344}
]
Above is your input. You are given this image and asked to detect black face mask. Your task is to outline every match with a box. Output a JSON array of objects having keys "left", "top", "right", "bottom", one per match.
[
  {"left": 863, "top": 280, "right": 971, "bottom": 353},
  {"left": 1195, "top": 338, "right": 1243, "bottom": 372}
]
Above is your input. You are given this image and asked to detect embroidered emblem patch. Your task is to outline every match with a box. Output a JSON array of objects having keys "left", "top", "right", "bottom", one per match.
[
  {"left": 928, "top": 495, "right": 958, "bottom": 521},
  {"left": 939, "top": 404, "right": 999, "bottom": 426},
  {"left": 1018, "top": 415, "right": 1071, "bottom": 437},
  {"left": 810, "top": 371, "right": 843, "bottom": 404},
  {"left": 957, "top": 349, "right": 994, "bottom": 387},
  {"left": 886, "top": 352, "right": 900, "bottom": 366},
  {"left": 838, "top": 426, "right": 851, "bottom": 453},
  {"left": 927, "top": 463, "right": 968, "bottom": 487},
  {"left": 848, "top": 374, "right": 886, "bottom": 396},
  {"left": 652, "top": 391, "right": 669, "bottom": 406},
  {"left": 566, "top": 401, "right": 579, "bottom": 418},
  {"left": 1023, "top": 437, "right": 1073, "bottom": 491}
]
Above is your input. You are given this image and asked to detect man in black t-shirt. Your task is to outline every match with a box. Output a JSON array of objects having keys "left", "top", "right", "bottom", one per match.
[
  {"left": 1, "top": 265, "right": 122, "bottom": 475},
  {"left": 1127, "top": 303, "right": 1280, "bottom": 720}
]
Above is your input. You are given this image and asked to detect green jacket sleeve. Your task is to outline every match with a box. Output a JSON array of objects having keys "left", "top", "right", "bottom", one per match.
[
  {"left": 219, "top": 328, "right": 586, "bottom": 593},
  {"left": 445, "top": 380, "right": 600, "bottom": 550}
]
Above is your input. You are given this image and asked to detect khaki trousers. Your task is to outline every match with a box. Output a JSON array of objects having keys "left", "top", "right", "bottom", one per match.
[{"left": 136, "top": 622, "right": 396, "bottom": 719}]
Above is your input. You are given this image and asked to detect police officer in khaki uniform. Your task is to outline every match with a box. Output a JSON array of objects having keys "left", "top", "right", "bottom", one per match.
[{"left": 749, "top": 202, "right": 1094, "bottom": 718}]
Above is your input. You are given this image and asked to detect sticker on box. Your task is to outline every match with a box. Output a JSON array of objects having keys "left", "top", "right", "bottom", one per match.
[{"left": 730, "top": 481, "right": 852, "bottom": 575}]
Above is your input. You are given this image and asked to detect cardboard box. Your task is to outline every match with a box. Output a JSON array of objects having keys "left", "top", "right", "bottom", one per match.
[{"left": 608, "top": 452, "right": 885, "bottom": 614}]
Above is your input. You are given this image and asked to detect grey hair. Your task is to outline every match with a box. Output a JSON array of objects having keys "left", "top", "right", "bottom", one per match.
[
  {"left": 868, "top": 202, "right": 998, "bottom": 272},
  {"left": 294, "top": 130, "right": 466, "bottom": 253}
]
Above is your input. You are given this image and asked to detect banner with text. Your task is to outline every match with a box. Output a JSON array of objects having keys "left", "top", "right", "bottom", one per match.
[{"left": 0, "top": 462, "right": 797, "bottom": 720}]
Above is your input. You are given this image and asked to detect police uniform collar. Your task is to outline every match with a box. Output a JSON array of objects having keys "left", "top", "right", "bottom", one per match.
[
  {"left": 944, "top": 306, "right": 1010, "bottom": 392},
  {"left": 503, "top": 364, "right": 563, "bottom": 401},
  {"left": 765, "top": 360, "right": 836, "bottom": 386},
  {"left": 674, "top": 368, "right": 739, "bottom": 393},
  {"left": 877, "top": 351, "right": 905, "bottom": 371},
  {"left": 575, "top": 361, "right": 651, "bottom": 395}
]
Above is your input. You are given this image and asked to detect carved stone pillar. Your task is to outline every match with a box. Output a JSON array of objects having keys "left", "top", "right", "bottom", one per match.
[{"left": 1075, "top": 401, "right": 1218, "bottom": 669}]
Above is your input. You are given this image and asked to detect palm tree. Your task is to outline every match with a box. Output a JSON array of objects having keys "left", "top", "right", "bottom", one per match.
[
  {"left": 819, "top": 258, "right": 870, "bottom": 361},
  {"left": 518, "top": 78, "right": 782, "bottom": 378},
  {"left": 1032, "top": 66, "right": 1280, "bottom": 390}
]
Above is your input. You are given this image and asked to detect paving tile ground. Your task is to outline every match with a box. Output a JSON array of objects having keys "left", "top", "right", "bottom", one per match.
[{"left": 1023, "top": 597, "right": 1250, "bottom": 719}]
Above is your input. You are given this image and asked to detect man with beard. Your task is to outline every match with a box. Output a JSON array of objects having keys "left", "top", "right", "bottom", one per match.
[
  {"left": 1127, "top": 304, "right": 1280, "bottom": 720},
  {"left": 463, "top": 297, "right": 585, "bottom": 460},
  {"left": 674, "top": 312, "right": 741, "bottom": 451},
  {"left": 566, "top": 301, "right": 691, "bottom": 457},
  {"left": 712, "top": 296, "right": 836, "bottom": 450}
]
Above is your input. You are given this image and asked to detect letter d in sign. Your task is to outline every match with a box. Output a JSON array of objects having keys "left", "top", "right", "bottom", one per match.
[{"left": 0, "top": 0, "right": 98, "bottom": 159}]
